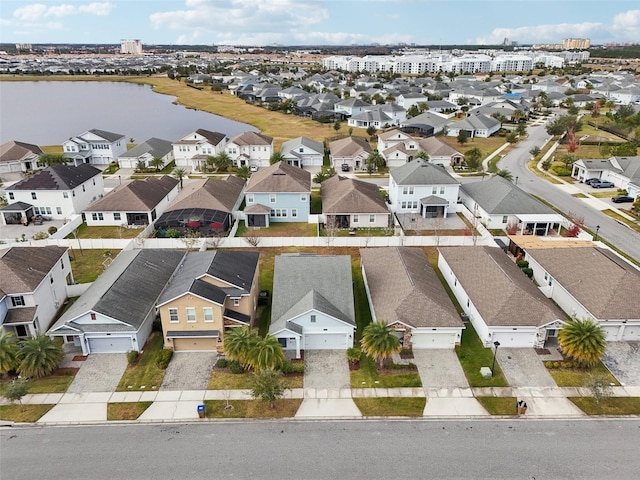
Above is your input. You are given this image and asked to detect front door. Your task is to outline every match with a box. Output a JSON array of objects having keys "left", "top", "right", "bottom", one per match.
[{"left": 15, "top": 325, "right": 28, "bottom": 337}]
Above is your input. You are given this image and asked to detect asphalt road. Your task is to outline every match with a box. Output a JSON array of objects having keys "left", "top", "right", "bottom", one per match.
[{"left": 2, "top": 420, "right": 640, "bottom": 479}]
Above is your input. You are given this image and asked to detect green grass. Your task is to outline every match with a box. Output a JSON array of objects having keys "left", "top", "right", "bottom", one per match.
[
  {"left": 476, "top": 396, "right": 518, "bottom": 415},
  {"left": 350, "top": 355, "right": 422, "bottom": 388},
  {"left": 204, "top": 399, "right": 302, "bottom": 418},
  {"left": 547, "top": 362, "right": 620, "bottom": 387},
  {"left": 107, "top": 402, "right": 152, "bottom": 420},
  {"left": 116, "top": 334, "right": 166, "bottom": 391},
  {"left": 69, "top": 249, "right": 122, "bottom": 283},
  {"left": 0, "top": 404, "right": 54, "bottom": 423},
  {"left": 351, "top": 257, "right": 373, "bottom": 341},
  {"left": 571, "top": 193, "right": 588, "bottom": 198},
  {"left": 67, "top": 223, "right": 141, "bottom": 239},
  {"left": 569, "top": 397, "right": 640, "bottom": 415},
  {"left": 590, "top": 191, "right": 618, "bottom": 198},
  {"left": 455, "top": 323, "right": 509, "bottom": 388},
  {"left": 240, "top": 222, "right": 318, "bottom": 237},
  {"left": 601, "top": 209, "right": 640, "bottom": 234},
  {"left": 353, "top": 397, "right": 426, "bottom": 416},
  {"left": 0, "top": 374, "right": 75, "bottom": 396},
  {"left": 207, "top": 370, "right": 303, "bottom": 389},
  {"left": 311, "top": 189, "right": 322, "bottom": 214}
]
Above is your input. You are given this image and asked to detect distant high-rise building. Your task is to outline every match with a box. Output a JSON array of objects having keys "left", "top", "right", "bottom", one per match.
[
  {"left": 562, "top": 38, "right": 590, "bottom": 50},
  {"left": 15, "top": 43, "right": 32, "bottom": 51},
  {"left": 120, "top": 39, "right": 142, "bottom": 55}
]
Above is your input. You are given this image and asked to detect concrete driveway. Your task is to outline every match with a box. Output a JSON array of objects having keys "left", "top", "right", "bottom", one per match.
[
  {"left": 160, "top": 352, "right": 217, "bottom": 391},
  {"left": 602, "top": 342, "right": 640, "bottom": 386},
  {"left": 67, "top": 354, "right": 128, "bottom": 393},
  {"left": 412, "top": 350, "right": 469, "bottom": 388},
  {"left": 496, "top": 348, "right": 556, "bottom": 388},
  {"left": 303, "top": 350, "right": 350, "bottom": 389}
]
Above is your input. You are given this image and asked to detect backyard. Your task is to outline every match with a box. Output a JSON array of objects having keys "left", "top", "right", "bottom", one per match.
[{"left": 69, "top": 248, "right": 122, "bottom": 283}]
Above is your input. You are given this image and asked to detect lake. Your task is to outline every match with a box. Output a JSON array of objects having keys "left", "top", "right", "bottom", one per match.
[{"left": 0, "top": 81, "right": 257, "bottom": 145}]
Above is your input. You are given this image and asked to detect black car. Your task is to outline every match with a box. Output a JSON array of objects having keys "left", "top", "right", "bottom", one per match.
[
  {"left": 341, "top": 164, "right": 350, "bottom": 172},
  {"left": 612, "top": 196, "right": 635, "bottom": 203}
]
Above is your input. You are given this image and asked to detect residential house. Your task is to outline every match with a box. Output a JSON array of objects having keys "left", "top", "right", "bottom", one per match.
[
  {"left": 2, "top": 164, "right": 103, "bottom": 224},
  {"left": 117, "top": 137, "right": 174, "bottom": 170},
  {"left": 388, "top": 159, "right": 460, "bottom": 217},
  {"left": 225, "top": 131, "right": 274, "bottom": 169},
  {"left": 0, "top": 141, "right": 43, "bottom": 175},
  {"left": 571, "top": 156, "right": 640, "bottom": 192},
  {"left": 321, "top": 175, "right": 390, "bottom": 229},
  {"left": 446, "top": 113, "right": 501, "bottom": 139},
  {"left": 1, "top": 246, "right": 72, "bottom": 339},
  {"left": 243, "top": 161, "right": 311, "bottom": 227},
  {"left": 329, "top": 137, "right": 372, "bottom": 171},
  {"left": 438, "top": 246, "right": 566, "bottom": 348},
  {"left": 360, "top": 247, "right": 464, "bottom": 349},
  {"left": 396, "top": 92, "right": 429, "bottom": 109},
  {"left": 609, "top": 87, "right": 640, "bottom": 104},
  {"left": 269, "top": 254, "right": 356, "bottom": 358},
  {"left": 525, "top": 247, "right": 640, "bottom": 341},
  {"left": 417, "top": 137, "right": 464, "bottom": 167},
  {"left": 48, "top": 249, "right": 184, "bottom": 354},
  {"left": 62, "top": 129, "right": 127, "bottom": 166},
  {"left": 84, "top": 175, "right": 179, "bottom": 227},
  {"left": 334, "top": 98, "right": 371, "bottom": 118},
  {"left": 155, "top": 175, "right": 245, "bottom": 236},
  {"left": 280, "top": 136, "right": 324, "bottom": 169},
  {"left": 401, "top": 111, "right": 450, "bottom": 135},
  {"left": 459, "top": 176, "right": 566, "bottom": 234},
  {"left": 378, "top": 129, "right": 420, "bottom": 168},
  {"left": 172, "top": 129, "right": 228, "bottom": 172},
  {"left": 157, "top": 250, "right": 260, "bottom": 352},
  {"left": 468, "top": 99, "right": 529, "bottom": 121}
]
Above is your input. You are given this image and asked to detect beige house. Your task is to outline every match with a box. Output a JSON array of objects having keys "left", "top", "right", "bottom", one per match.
[
  {"left": 321, "top": 175, "right": 390, "bottom": 229},
  {"left": 157, "top": 250, "right": 260, "bottom": 352}
]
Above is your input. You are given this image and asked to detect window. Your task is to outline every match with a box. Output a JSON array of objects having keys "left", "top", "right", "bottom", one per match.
[
  {"left": 369, "top": 214, "right": 375, "bottom": 223},
  {"left": 401, "top": 201, "right": 407, "bottom": 209},
  {"left": 186, "top": 308, "right": 196, "bottom": 323},
  {"left": 502, "top": 216, "right": 508, "bottom": 224},
  {"left": 270, "top": 208, "right": 287, "bottom": 218},
  {"left": 60, "top": 259, "right": 65, "bottom": 269},
  {"left": 246, "top": 194, "right": 254, "bottom": 204},
  {"left": 310, "top": 314, "right": 316, "bottom": 323},
  {"left": 11, "top": 296, "right": 25, "bottom": 307},
  {"left": 56, "top": 207, "right": 62, "bottom": 215},
  {"left": 300, "top": 194, "right": 307, "bottom": 202},
  {"left": 299, "top": 147, "right": 304, "bottom": 153},
  {"left": 440, "top": 187, "right": 445, "bottom": 195},
  {"left": 203, "top": 307, "right": 214, "bottom": 323},
  {"left": 291, "top": 208, "right": 298, "bottom": 218},
  {"left": 113, "top": 213, "right": 121, "bottom": 221},
  {"left": 169, "top": 308, "right": 179, "bottom": 323},
  {"left": 402, "top": 186, "right": 414, "bottom": 195},
  {"left": 63, "top": 192, "right": 69, "bottom": 198},
  {"left": 91, "top": 213, "right": 104, "bottom": 221},
  {"left": 90, "top": 313, "right": 96, "bottom": 320},
  {"left": 432, "top": 187, "right": 437, "bottom": 194},
  {"left": 233, "top": 298, "right": 240, "bottom": 307},
  {"left": 92, "top": 179, "right": 96, "bottom": 186},
  {"left": 82, "top": 185, "right": 85, "bottom": 192},
  {"left": 31, "top": 192, "right": 37, "bottom": 200},
  {"left": 269, "top": 194, "right": 277, "bottom": 203},
  {"left": 8, "top": 192, "right": 14, "bottom": 200},
  {"left": 353, "top": 214, "right": 359, "bottom": 223}
]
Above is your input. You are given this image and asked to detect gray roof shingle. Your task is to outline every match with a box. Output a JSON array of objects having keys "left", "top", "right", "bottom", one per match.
[
  {"left": 390, "top": 158, "right": 459, "bottom": 186},
  {"left": 461, "top": 176, "right": 556, "bottom": 215}
]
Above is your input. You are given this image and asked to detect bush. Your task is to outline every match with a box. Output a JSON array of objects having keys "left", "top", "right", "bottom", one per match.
[
  {"left": 386, "top": 362, "right": 417, "bottom": 370},
  {"left": 33, "top": 231, "right": 49, "bottom": 240},
  {"left": 215, "top": 358, "right": 229, "bottom": 369},
  {"left": 280, "top": 360, "right": 305, "bottom": 374},
  {"left": 127, "top": 350, "right": 139, "bottom": 366},
  {"left": 399, "top": 347, "right": 413, "bottom": 357},
  {"left": 553, "top": 361, "right": 560, "bottom": 369},
  {"left": 346, "top": 347, "right": 361, "bottom": 362},
  {"left": 228, "top": 360, "right": 244, "bottom": 374},
  {"left": 545, "top": 361, "right": 554, "bottom": 368},
  {"left": 48, "top": 226, "right": 58, "bottom": 235},
  {"left": 155, "top": 349, "right": 173, "bottom": 369},
  {"left": 516, "top": 260, "right": 529, "bottom": 269},
  {"left": 152, "top": 318, "right": 162, "bottom": 332},
  {"left": 551, "top": 165, "right": 572, "bottom": 176},
  {"left": 522, "top": 267, "right": 534, "bottom": 278}
]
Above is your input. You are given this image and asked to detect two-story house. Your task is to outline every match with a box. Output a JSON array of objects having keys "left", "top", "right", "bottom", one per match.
[
  {"left": 2, "top": 164, "right": 103, "bottom": 224},
  {"left": 388, "top": 159, "right": 460, "bottom": 218},
  {"left": 225, "top": 131, "right": 274, "bottom": 169},
  {"left": 0, "top": 141, "right": 43, "bottom": 175},
  {"left": 377, "top": 129, "right": 420, "bottom": 168},
  {"left": 1, "top": 246, "right": 72, "bottom": 339},
  {"left": 243, "top": 161, "right": 311, "bottom": 227},
  {"left": 173, "top": 129, "right": 228, "bottom": 172},
  {"left": 280, "top": 137, "right": 324, "bottom": 169},
  {"left": 157, "top": 250, "right": 260, "bottom": 352},
  {"left": 62, "top": 129, "right": 127, "bottom": 166}
]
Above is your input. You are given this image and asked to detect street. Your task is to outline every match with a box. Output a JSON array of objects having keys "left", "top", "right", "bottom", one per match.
[{"left": 2, "top": 419, "right": 640, "bottom": 479}]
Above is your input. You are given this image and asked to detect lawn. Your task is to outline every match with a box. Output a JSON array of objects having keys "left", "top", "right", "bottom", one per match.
[
  {"left": 590, "top": 191, "right": 618, "bottom": 198},
  {"left": 547, "top": 362, "right": 620, "bottom": 387},
  {"left": 439, "top": 135, "right": 508, "bottom": 161},
  {"left": 569, "top": 397, "right": 640, "bottom": 415},
  {"left": 204, "top": 399, "right": 302, "bottom": 418},
  {"left": 116, "top": 333, "right": 166, "bottom": 391},
  {"left": 0, "top": 374, "right": 75, "bottom": 396},
  {"left": 67, "top": 223, "right": 142, "bottom": 239},
  {"left": 320, "top": 227, "right": 394, "bottom": 237},
  {"left": 107, "top": 402, "right": 152, "bottom": 420},
  {"left": 353, "top": 397, "right": 426, "bottom": 416},
  {"left": 476, "top": 396, "right": 518, "bottom": 415},
  {"left": 350, "top": 355, "right": 422, "bottom": 388},
  {"left": 310, "top": 190, "right": 322, "bottom": 214},
  {"left": 454, "top": 323, "right": 509, "bottom": 388},
  {"left": 69, "top": 248, "right": 122, "bottom": 283},
  {"left": 0, "top": 404, "right": 54, "bottom": 423},
  {"left": 239, "top": 223, "right": 318, "bottom": 238},
  {"left": 601, "top": 209, "right": 640, "bottom": 234},
  {"left": 207, "top": 370, "right": 303, "bottom": 389}
]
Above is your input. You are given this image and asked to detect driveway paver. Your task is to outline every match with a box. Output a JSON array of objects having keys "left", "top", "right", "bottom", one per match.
[
  {"left": 160, "top": 352, "right": 217, "bottom": 391},
  {"left": 412, "top": 350, "right": 469, "bottom": 388},
  {"left": 496, "top": 348, "right": 556, "bottom": 388},
  {"left": 67, "top": 354, "right": 128, "bottom": 393},
  {"left": 303, "top": 350, "right": 350, "bottom": 389},
  {"left": 602, "top": 342, "right": 640, "bottom": 386}
]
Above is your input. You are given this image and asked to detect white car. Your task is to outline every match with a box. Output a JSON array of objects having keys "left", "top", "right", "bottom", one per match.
[{"left": 249, "top": 165, "right": 259, "bottom": 172}]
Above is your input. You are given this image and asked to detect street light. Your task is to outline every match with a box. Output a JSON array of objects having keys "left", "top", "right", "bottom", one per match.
[
  {"left": 515, "top": 176, "right": 519, "bottom": 185},
  {"left": 594, "top": 225, "right": 600, "bottom": 242},
  {"left": 491, "top": 341, "right": 500, "bottom": 377}
]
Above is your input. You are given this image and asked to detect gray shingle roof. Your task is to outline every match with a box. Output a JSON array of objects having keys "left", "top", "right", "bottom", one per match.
[
  {"left": 85, "top": 175, "right": 178, "bottom": 212},
  {"left": 390, "top": 159, "right": 459, "bottom": 186},
  {"left": 119, "top": 138, "right": 173, "bottom": 159},
  {"left": 7, "top": 164, "right": 101, "bottom": 191},
  {"left": 460, "top": 176, "right": 556, "bottom": 215},
  {"left": 0, "top": 141, "right": 43, "bottom": 162},
  {"left": 0, "top": 246, "right": 68, "bottom": 293},
  {"left": 245, "top": 161, "right": 311, "bottom": 193},
  {"left": 321, "top": 175, "right": 388, "bottom": 214},
  {"left": 280, "top": 136, "right": 324, "bottom": 155},
  {"left": 167, "top": 175, "right": 245, "bottom": 212}
]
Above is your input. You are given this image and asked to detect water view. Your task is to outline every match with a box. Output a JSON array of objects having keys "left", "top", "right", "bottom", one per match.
[{"left": 0, "top": 81, "right": 256, "bottom": 145}]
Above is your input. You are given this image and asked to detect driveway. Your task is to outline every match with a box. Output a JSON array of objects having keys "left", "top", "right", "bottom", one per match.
[
  {"left": 496, "top": 348, "right": 556, "bottom": 387},
  {"left": 602, "top": 342, "right": 640, "bottom": 386},
  {"left": 67, "top": 354, "right": 128, "bottom": 393},
  {"left": 160, "top": 352, "right": 217, "bottom": 391},
  {"left": 303, "top": 350, "right": 350, "bottom": 389},
  {"left": 412, "top": 350, "right": 469, "bottom": 388}
]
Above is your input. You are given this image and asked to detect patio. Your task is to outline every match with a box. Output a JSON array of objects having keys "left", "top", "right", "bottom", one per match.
[{"left": 396, "top": 212, "right": 467, "bottom": 232}]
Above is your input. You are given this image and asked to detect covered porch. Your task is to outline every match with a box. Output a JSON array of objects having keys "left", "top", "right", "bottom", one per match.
[
  {"left": 420, "top": 195, "right": 449, "bottom": 218},
  {"left": 244, "top": 204, "right": 271, "bottom": 228},
  {"left": 515, "top": 214, "right": 566, "bottom": 236},
  {"left": 1, "top": 201, "right": 34, "bottom": 226}
]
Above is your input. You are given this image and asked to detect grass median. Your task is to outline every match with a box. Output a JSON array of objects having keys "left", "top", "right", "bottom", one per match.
[{"left": 353, "top": 397, "right": 426, "bottom": 416}]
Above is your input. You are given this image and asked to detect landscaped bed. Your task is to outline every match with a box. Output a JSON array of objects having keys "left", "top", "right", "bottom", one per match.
[
  {"left": 568, "top": 397, "right": 640, "bottom": 415},
  {"left": 204, "top": 399, "right": 302, "bottom": 418},
  {"left": 353, "top": 397, "right": 426, "bottom": 416},
  {"left": 107, "top": 402, "right": 153, "bottom": 421},
  {"left": 0, "top": 369, "right": 77, "bottom": 396},
  {"left": 350, "top": 355, "right": 422, "bottom": 388},
  {"left": 207, "top": 362, "right": 304, "bottom": 390},
  {"left": 116, "top": 333, "right": 167, "bottom": 392},
  {"left": 546, "top": 361, "right": 620, "bottom": 387},
  {"left": 0, "top": 404, "right": 54, "bottom": 423}
]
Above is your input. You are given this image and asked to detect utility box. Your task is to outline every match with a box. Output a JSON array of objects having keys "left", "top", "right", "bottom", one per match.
[{"left": 197, "top": 404, "right": 205, "bottom": 418}]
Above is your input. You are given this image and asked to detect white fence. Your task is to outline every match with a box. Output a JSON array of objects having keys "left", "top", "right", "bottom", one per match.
[
  {"left": 50, "top": 215, "right": 83, "bottom": 240},
  {"left": 66, "top": 282, "right": 92, "bottom": 297}
]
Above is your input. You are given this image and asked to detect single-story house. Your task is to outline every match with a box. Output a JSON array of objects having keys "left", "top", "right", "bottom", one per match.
[
  {"left": 329, "top": 137, "right": 372, "bottom": 171},
  {"left": 417, "top": 137, "right": 464, "bottom": 167},
  {"left": 0, "top": 140, "right": 43, "bottom": 175},
  {"left": 446, "top": 113, "right": 501, "bottom": 138},
  {"left": 321, "top": 175, "right": 390, "bottom": 229},
  {"left": 117, "top": 137, "right": 174, "bottom": 170}
]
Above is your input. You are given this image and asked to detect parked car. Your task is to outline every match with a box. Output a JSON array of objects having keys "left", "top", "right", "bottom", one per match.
[
  {"left": 341, "top": 164, "right": 350, "bottom": 172},
  {"left": 591, "top": 180, "right": 615, "bottom": 188},
  {"left": 584, "top": 178, "right": 600, "bottom": 185},
  {"left": 249, "top": 165, "right": 259, "bottom": 172},
  {"left": 612, "top": 196, "right": 635, "bottom": 203}
]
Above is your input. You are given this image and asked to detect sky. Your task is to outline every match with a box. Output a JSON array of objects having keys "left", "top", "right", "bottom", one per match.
[{"left": 1, "top": 0, "right": 639, "bottom": 47}]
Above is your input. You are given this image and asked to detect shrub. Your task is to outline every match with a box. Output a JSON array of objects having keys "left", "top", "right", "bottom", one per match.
[
  {"left": 48, "top": 226, "right": 58, "bottom": 235},
  {"left": 280, "top": 360, "right": 305, "bottom": 374},
  {"left": 228, "top": 360, "right": 244, "bottom": 374},
  {"left": 522, "top": 267, "right": 534, "bottom": 278},
  {"left": 516, "top": 260, "right": 529, "bottom": 269},
  {"left": 152, "top": 318, "right": 162, "bottom": 332},
  {"left": 553, "top": 361, "right": 560, "bottom": 369},
  {"left": 33, "top": 231, "right": 49, "bottom": 240},
  {"left": 551, "top": 165, "right": 572, "bottom": 176},
  {"left": 545, "top": 361, "right": 554, "bottom": 369},
  {"left": 385, "top": 362, "right": 417, "bottom": 370},
  {"left": 127, "top": 350, "right": 139, "bottom": 366},
  {"left": 346, "top": 347, "right": 361, "bottom": 363},
  {"left": 399, "top": 347, "right": 414, "bottom": 357},
  {"left": 155, "top": 349, "right": 173, "bottom": 369},
  {"left": 215, "top": 358, "right": 229, "bottom": 369}
]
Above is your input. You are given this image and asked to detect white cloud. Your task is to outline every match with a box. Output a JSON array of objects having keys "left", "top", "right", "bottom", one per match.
[
  {"left": 78, "top": 2, "right": 115, "bottom": 16},
  {"left": 12, "top": 2, "right": 114, "bottom": 22}
]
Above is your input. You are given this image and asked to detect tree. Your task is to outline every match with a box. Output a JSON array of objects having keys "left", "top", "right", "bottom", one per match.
[
  {"left": 3, "top": 379, "right": 29, "bottom": 411},
  {"left": 205, "top": 155, "right": 216, "bottom": 172},
  {"left": 37, "top": 153, "right": 67, "bottom": 167},
  {"left": 558, "top": 318, "right": 607, "bottom": 366},
  {"left": 566, "top": 129, "right": 579, "bottom": 153},
  {"left": 366, "top": 151, "right": 385, "bottom": 173},
  {"left": 414, "top": 151, "right": 430, "bottom": 162},
  {"left": 366, "top": 125, "right": 377, "bottom": 137},
  {"left": 464, "top": 147, "right": 483, "bottom": 171},
  {"left": 223, "top": 327, "right": 257, "bottom": 368},
  {"left": 172, "top": 167, "right": 187, "bottom": 188},
  {"left": 249, "top": 369, "right": 286, "bottom": 408},
  {"left": 269, "top": 152, "right": 285, "bottom": 165},
  {"left": 516, "top": 124, "right": 528, "bottom": 137},
  {"left": 313, "top": 167, "right": 336, "bottom": 184},
  {"left": 506, "top": 132, "right": 518, "bottom": 144},
  {"left": 0, "top": 333, "right": 20, "bottom": 376},
  {"left": 236, "top": 165, "right": 250, "bottom": 180},
  {"left": 149, "top": 156, "right": 164, "bottom": 172},
  {"left": 546, "top": 114, "right": 581, "bottom": 136},
  {"left": 213, "top": 152, "right": 232, "bottom": 172},
  {"left": 529, "top": 146, "right": 541, "bottom": 158},
  {"left": 511, "top": 109, "right": 525, "bottom": 123},
  {"left": 360, "top": 321, "right": 400, "bottom": 368},
  {"left": 247, "top": 335, "right": 285, "bottom": 372},
  {"left": 496, "top": 169, "right": 514, "bottom": 181},
  {"left": 586, "top": 372, "right": 613, "bottom": 405},
  {"left": 17, "top": 335, "right": 64, "bottom": 378},
  {"left": 457, "top": 130, "right": 470, "bottom": 146},
  {"left": 333, "top": 120, "right": 342, "bottom": 132}
]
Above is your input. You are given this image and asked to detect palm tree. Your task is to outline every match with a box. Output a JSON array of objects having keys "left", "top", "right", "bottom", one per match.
[
  {"left": 366, "top": 151, "right": 385, "bottom": 173},
  {"left": 214, "top": 152, "right": 232, "bottom": 172},
  {"left": 236, "top": 165, "right": 250, "bottom": 180},
  {"left": 17, "top": 335, "right": 64, "bottom": 378},
  {"left": 496, "top": 169, "right": 514, "bottom": 181},
  {"left": 360, "top": 321, "right": 400, "bottom": 368},
  {"left": 269, "top": 152, "right": 285, "bottom": 165},
  {"left": 149, "top": 156, "right": 164, "bottom": 172},
  {"left": 223, "top": 327, "right": 256, "bottom": 368},
  {"left": 0, "top": 333, "right": 20, "bottom": 376},
  {"left": 558, "top": 318, "right": 606, "bottom": 366},
  {"left": 247, "top": 335, "right": 285, "bottom": 372},
  {"left": 172, "top": 167, "right": 187, "bottom": 189},
  {"left": 414, "top": 151, "right": 430, "bottom": 162}
]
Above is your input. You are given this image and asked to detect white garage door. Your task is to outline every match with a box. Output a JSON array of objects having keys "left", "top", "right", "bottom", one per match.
[
  {"left": 88, "top": 336, "right": 133, "bottom": 353},
  {"left": 490, "top": 332, "right": 536, "bottom": 348},
  {"left": 602, "top": 325, "right": 621, "bottom": 341},
  {"left": 412, "top": 331, "right": 457, "bottom": 349},
  {"left": 304, "top": 333, "right": 347, "bottom": 350},
  {"left": 622, "top": 326, "right": 640, "bottom": 341}
]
